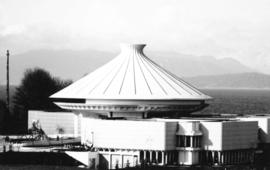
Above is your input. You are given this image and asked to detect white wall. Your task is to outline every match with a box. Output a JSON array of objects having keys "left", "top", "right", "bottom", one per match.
[
  {"left": 200, "top": 122, "right": 223, "bottom": 150},
  {"left": 239, "top": 117, "right": 270, "bottom": 143},
  {"left": 200, "top": 121, "right": 258, "bottom": 151},
  {"left": 28, "top": 110, "right": 80, "bottom": 137},
  {"left": 81, "top": 118, "right": 176, "bottom": 150},
  {"left": 177, "top": 121, "right": 201, "bottom": 135}
]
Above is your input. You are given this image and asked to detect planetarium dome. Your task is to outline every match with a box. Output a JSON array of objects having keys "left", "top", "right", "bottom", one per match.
[{"left": 51, "top": 44, "right": 212, "bottom": 118}]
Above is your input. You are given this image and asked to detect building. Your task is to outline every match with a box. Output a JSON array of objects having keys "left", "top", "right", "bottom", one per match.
[
  {"left": 28, "top": 111, "right": 270, "bottom": 168},
  {"left": 42, "top": 44, "right": 270, "bottom": 169},
  {"left": 28, "top": 110, "right": 81, "bottom": 138},
  {"left": 50, "top": 44, "right": 212, "bottom": 119},
  {"left": 80, "top": 118, "right": 258, "bottom": 168}
]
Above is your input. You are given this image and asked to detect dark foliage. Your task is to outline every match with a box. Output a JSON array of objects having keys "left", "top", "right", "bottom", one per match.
[
  {"left": 9, "top": 68, "right": 72, "bottom": 134},
  {"left": 0, "top": 100, "right": 9, "bottom": 133},
  {"left": 13, "top": 68, "right": 72, "bottom": 112}
]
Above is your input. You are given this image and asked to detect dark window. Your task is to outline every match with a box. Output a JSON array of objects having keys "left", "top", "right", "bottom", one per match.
[{"left": 186, "top": 136, "right": 191, "bottom": 147}]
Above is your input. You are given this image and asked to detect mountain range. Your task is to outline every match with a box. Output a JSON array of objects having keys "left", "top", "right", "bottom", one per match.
[
  {"left": 0, "top": 49, "right": 255, "bottom": 85},
  {"left": 185, "top": 72, "right": 270, "bottom": 89},
  {"left": 1, "top": 49, "right": 270, "bottom": 89}
]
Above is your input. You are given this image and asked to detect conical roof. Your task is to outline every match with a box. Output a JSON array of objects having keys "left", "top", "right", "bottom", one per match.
[{"left": 51, "top": 44, "right": 211, "bottom": 101}]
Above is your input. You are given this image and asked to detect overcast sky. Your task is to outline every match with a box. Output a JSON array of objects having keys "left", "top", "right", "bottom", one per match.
[{"left": 1, "top": 0, "right": 270, "bottom": 73}]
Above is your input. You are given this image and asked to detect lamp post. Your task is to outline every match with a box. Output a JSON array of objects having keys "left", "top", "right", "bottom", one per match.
[
  {"left": 91, "top": 131, "right": 94, "bottom": 146},
  {"left": 6, "top": 50, "right": 10, "bottom": 113}
]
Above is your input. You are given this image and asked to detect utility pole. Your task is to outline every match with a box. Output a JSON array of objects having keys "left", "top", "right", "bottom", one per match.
[{"left": 6, "top": 50, "right": 10, "bottom": 113}]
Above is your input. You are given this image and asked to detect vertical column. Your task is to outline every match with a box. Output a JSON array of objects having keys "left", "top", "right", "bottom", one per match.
[
  {"left": 156, "top": 151, "right": 159, "bottom": 164},
  {"left": 237, "top": 151, "right": 241, "bottom": 164},
  {"left": 150, "top": 151, "right": 152, "bottom": 163},
  {"left": 167, "top": 152, "right": 170, "bottom": 164},
  {"left": 232, "top": 151, "right": 235, "bottom": 164},
  {"left": 144, "top": 151, "right": 147, "bottom": 162},
  {"left": 211, "top": 151, "right": 215, "bottom": 164},
  {"left": 227, "top": 152, "right": 230, "bottom": 165},
  {"left": 240, "top": 151, "right": 243, "bottom": 164},
  {"left": 138, "top": 151, "right": 141, "bottom": 164},
  {"left": 205, "top": 151, "right": 209, "bottom": 163},
  {"left": 165, "top": 152, "right": 168, "bottom": 165},
  {"left": 250, "top": 151, "right": 253, "bottom": 164},
  {"left": 227, "top": 152, "right": 230, "bottom": 164},
  {"left": 241, "top": 151, "right": 245, "bottom": 163},
  {"left": 233, "top": 151, "right": 236, "bottom": 164},
  {"left": 236, "top": 152, "right": 238, "bottom": 164},
  {"left": 109, "top": 154, "right": 112, "bottom": 170},
  {"left": 244, "top": 151, "right": 247, "bottom": 163},
  {"left": 121, "top": 154, "right": 124, "bottom": 168},
  {"left": 220, "top": 152, "right": 224, "bottom": 165},
  {"left": 234, "top": 152, "right": 237, "bottom": 164},
  {"left": 237, "top": 151, "right": 240, "bottom": 164},
  {"left": 233, "top": 151, "right": 235, "bottom": 164},
  {"left": 172, "top": 151, "right": 175, "bottom": 164},
  {"left": 223, "top": 152, "right": 226, "bottom": 165},
  {"left": 230, "top": 152, "right": 233, "bottom": 164},
  {"left": 218, "top": 152, "right": 221, "bottom": 164},
  {"left": 161, "top": 151, "right": 165, "bottom": 165},
  {"left": 239, "top": 151, "right": 241, "bottom": 164},
  {"left": 242, "top": 151, "right": 245, "bottom": 163}
]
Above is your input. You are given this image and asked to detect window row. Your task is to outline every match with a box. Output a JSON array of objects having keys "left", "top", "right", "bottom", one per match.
[{"left": 176, "top": 135, "right": 201, "bottom": 148}]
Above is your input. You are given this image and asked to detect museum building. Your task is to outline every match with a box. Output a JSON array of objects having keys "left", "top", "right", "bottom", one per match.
[{"left": 30, "top": 44, "right": 270, "bottom": 169}]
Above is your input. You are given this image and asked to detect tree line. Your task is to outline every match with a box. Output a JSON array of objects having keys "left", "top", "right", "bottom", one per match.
[{"left": 0, "top": 68, "right": 72, "bottom": 134}]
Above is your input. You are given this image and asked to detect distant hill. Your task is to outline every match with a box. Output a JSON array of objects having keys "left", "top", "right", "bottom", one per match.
[
  {"left": 149, "top": 51, "right": 254, "bottom": 77},
  {"left": 0, "top": 49, "right": 255, "bottom": 85},
  {"left": 184, "top": 72, "right": 270, "bottom": 89}
]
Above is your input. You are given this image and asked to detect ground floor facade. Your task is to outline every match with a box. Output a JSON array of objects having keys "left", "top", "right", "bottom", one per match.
[{"left": 94, "top": 148, "right": 255, "bottom": 169}]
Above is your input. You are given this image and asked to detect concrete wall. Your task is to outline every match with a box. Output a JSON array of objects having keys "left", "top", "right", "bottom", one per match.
[
  {"left": 239, "top": 117, "right": 270, "bottom": 143},
  {"left": 81, "top": 118, "right": 176, "bottom": 150},
  {"left": 28, "top": 110, "right": 80, "bottom": 137},
  {"left": 165, "top": 122, "right": 178, "bottom": 150},
  {"left": 200, "top": 121, "right": 258, "bottom": 151},
  {"left": 201, "top": 121, "right": 223, "bottom": 150},
  {"left": 222, "top": 121, "right": 257, "bottom": 150},
  {"left": 177, "top": 121, "right": 201, "bottom": 135}
]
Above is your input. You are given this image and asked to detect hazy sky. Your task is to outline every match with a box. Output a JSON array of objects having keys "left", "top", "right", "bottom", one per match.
[{"left": 1, "top": 0, "right": 270, "bottom": 73}]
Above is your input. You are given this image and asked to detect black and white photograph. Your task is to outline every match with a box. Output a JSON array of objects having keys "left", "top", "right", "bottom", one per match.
[{"left": 1, "top": 0, "right": 270, "bottom": 169}]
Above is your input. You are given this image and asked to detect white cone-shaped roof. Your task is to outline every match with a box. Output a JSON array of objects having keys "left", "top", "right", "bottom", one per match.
[{"left": 51, "top": 44, "right": 211, "bottom": 101}]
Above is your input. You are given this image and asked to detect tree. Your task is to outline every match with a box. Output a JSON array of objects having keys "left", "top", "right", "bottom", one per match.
[
  {"left": 0, "top": 100, "right": 9, "bottom": 133},
  {"left": 13, "top": 68, "right": 72, "bottom": 112},
  {"left": 11, "top": 68, "right": 72, "bottom": 133}
]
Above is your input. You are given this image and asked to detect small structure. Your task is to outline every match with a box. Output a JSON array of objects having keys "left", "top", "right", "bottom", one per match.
[{"left": 28, "top": 110, "right": 81, "bottom": 138}]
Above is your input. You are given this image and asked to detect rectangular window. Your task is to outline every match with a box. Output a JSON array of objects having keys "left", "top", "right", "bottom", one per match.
[
  {"left": 180, "top": 136, "right": 185, "bottom": 147},
  {"left": 186, "top": 136, "right": 190, "bottom": 147}
]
